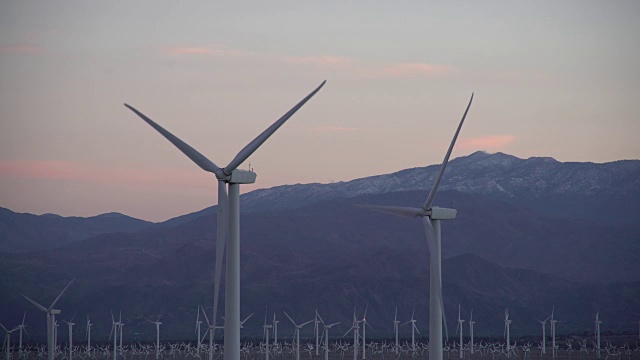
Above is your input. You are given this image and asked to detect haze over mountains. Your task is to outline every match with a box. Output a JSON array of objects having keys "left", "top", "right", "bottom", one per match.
[{"left": 1, "top": 151, "right": 639, "bottom": 342}]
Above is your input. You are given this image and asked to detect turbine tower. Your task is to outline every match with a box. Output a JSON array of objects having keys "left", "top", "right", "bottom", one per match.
[
  {"left": 62, "top": 314, "right": 75, "bottom": 360},
  {"left": 360, "top": 93, "right": 473, "bottom": 360},
  {"left": 17, "top": 311, "right": 28, "bottom": 357},
  {"left": 147, "top": 315, "right": 162, "bottom": 359},
  {"left": 594, "top": 312, "right": 601, "bottom": 359},
  {"left": 537, "top": 314, "right": 550, "bottom": 355},
  {"left": 468, "top": 309, "right": 475, "bottom": 355},
  {"left": 0, "top": 323, "right": 18, "bottom": 360},
  {"left": 22, "top": 279, "right": 74, "bottom": 360},
  {"left": 85, "top": 315, "right": 92, "bottom": 355},
  {"left": 360, "top": 305, "right": 373, "bottom": 360},
  {"left": 455, "top": 304, "right": 465, "bottom": 359},
  {"left": 283, "top": 311, "right": 314, "bottom": 360},
  {"left": 393, "top": 307, "right": 400, "bottom": 355},
  {"left": 503, "top": 309, "right": 511, "bottom": 358},
  {"left": 401, "top": 308, "right": 420, "bottom": 354},
  {"left": 124, "top": 81, "right": 325, "bottom": 360}
]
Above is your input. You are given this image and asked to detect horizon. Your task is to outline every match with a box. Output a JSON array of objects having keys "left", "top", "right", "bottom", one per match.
[{"left": 3, "top": 149, "right": 637, "bottom": 222}]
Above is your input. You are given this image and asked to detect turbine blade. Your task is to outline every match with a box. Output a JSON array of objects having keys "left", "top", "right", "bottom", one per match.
[
  {"left": 357, "top": 205, "right": 422, "bottom": 218},
  {"left": 423, "top": 93, "right": 474, "bottom": 210},
  {"left": 211, "top": 181, "right": 228, "bottom": 337},
  {"left": 200, "top": 306, "right": 210, "bottom": 326},
  {"left": 414, "top": 323, "right": 421, "bottom": 336},
  {"left": 49, "top": 278, "right": 74, "bottom": 310},
  {"left": 223, "top": 81, "right": 326, "bottom": 174},
  {"left": 283, "top": 311, "right": 296, "bottom": 327},
  {"left": 300, "top": 319, "right": 314, "bottom": 327},
  {"left": 0, "top": 323, "right": 7, "bottom": 333},
  {"left": 124, "top": 104, "right": 221, "bottom": 174},
  {"left": 22, "top": 311, "right": 27, "bottom": 325},
  {"left": 22, "top": 295, "right": 47, "bottom": 313}
]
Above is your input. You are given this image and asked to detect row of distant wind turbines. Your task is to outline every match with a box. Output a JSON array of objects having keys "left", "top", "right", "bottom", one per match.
[{"left": 3, "top": 293, "right": 617, "bottom": 360}]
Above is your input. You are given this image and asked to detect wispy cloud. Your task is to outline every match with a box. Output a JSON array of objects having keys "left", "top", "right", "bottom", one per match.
[
  {"left": 0, "top": 45, "right": 46, "bottom": 55},
  {"left": 0, "top": 160, "right": 209, "bottom": 188},
  {"left": 310, "top": 126, "right": 358, "bottom": 133},
  {"left": 163, "top": 45, "right": 249, "bottom": 57},
  {"left": 367, "top": 63, "right": 453, "bottom": 78},
  {"left": 160, "top": 44, "right": 455, "bottom": 79},
  {"left": 459, "top": 135, "right": 517, "bottom": 150},
  {"left": 282, "top": 55, "right": 355, "bottom": 67}
]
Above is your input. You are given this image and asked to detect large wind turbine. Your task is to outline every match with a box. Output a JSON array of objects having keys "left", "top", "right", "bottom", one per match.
[
  {"left": 124, "top": 81, "right": 325, "bottom": 360},
  {"left": 22, "top": 279, "right": 74, "bottom": 360},
  {"left": 361, "top": 94, "right": 474, "bottom": 360}
]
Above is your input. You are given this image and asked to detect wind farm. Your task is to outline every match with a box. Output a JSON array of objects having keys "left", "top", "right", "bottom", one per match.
[{"left": 1, "top": 1, "right": 640, "bottom": 360}]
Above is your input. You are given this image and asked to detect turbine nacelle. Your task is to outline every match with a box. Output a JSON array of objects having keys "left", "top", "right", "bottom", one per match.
[
  {"left": 429, "top": 207, "right": 457, "bottom": 220},
  {"left": 228, "top": 169, "right": 257, "bottom": 184}
]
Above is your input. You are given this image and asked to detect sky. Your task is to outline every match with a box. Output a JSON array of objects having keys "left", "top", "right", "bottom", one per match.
[{"left": 1, "top": 1, "right": 639, "bottom": 222}]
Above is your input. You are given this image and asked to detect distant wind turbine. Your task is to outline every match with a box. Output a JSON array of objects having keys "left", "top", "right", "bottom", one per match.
[
  {"left": 455, "top": 304, "right": 465, "bottom": 359},
  {"left": 17, "top": 311, "right": 28, "bottom": 357},
  {"left": 62, "top": 313, "right": 76, "bottom": 360},
  {"left": 360, "top": 93, "right": 474, "bottom": 360},
  {"left": 22, "top": 279, "right": 74, "bottom": 360},
  {"left": 504, "top": 309, "right": 512, "bottom": 358},
  {"left": 283, "top": 311, "right": 314, "bottom": 360},
  {"left": 401, "top": 307, "right": 420, "bottom": 354},
  {"left": 393, "top": 307, "right": 400, "bottom": 355},
  {"left": 0, "top": 322, "right": 18, "bottom": 360},
  {"left": 342, "top": 307, "right": 360, "bottom": 360},
  {"left": 595, "top": 312, "right": 602, "bottom": 359},
  {"left": 147, "top": 314, "right": 162, "bottom": 359},
  {"left": 468, "top": 309, "right": 475, "bottom": 355},
  {"left": 85, "top": 315, "right": 92, "bottom": 355},
  {"left": 124, "top": 81, "right": 325, "bottom": 360}
]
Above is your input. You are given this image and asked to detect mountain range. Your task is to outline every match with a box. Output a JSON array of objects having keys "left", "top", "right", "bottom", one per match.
[{"left": 1, "top": 151, "right": 639, "bottom": 342}]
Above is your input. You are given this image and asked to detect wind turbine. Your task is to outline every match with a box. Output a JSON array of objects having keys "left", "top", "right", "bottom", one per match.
[
  {"left": 85, "top": 315, "right": 92, "bottom": 355},
  {"left": 195, "top": 306, "right": 203, "bottom": 355},
  {"left": 16, "top": 311, "right": 28, "bottom": 357},
  {"left": 360, "top": 305, "right": 374, "bottom": 360},
  {"left": 272, "top": 313, "right": 279, "bottom": 347},
  {"left": 504, "top": 309, "right": 512, "bottom": 358},
  {"left": 393, "top": 307, "right": 400, "bottom": 355},
  {"left": 124, "top": 81, "right": 325, "bottom": 360},
  {"left": 314, "top": 310, "right": 322, "bottom": 356},
  {"left": 22, "top": 279, "right": 74, "bottom": 360},
  {"left": 319, "top": 314, "right": 340, "bottom": 360},
  {"left": 401, "top": 308, "right": 420, "bottom": 354},
  {"left": 118, "top": 311, "right": 124, "bottom": 356},
  {"left": 594, "top": 312, "right": 601, "bottom": 359},
  {"left": 147, "top": 314, "right": 162, "bottom": 359},
  {"left": 360, "top": 93, "right": 474, "bottom": 360},
  {"left": 455, "top": 304, "right": 465, "bottom": 359},
  {"left": 550, "top": 307, "right": 557, "bottom": 359},
  {"left": 537, "top": 313, "right": 550, "bottom": 355},
  {"left": 468, "top": 309, "right": 475, "bottom": 355},
  {"left": 0, "top": 323, "right": 18, "bottom": 360},
  {"left": 62, "top": 313, "right": 76, "bottom": 360},
  {"left": 342, "top": 308, "right": 360, "bottom": 360},
  {"left": 109, "top": 311, "right": 119, "bottom": 360},
  {"left": 262, "top": 310, "right": 272, "bottom": 360},
  {"left": 283, "top": 311, "right": 314, "bottom": 360}
]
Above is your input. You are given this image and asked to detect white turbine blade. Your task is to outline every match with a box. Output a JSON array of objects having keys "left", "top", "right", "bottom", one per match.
[
  {"left": 357, "top": 205, "right": 422, "bottom": 218},
  {"left": 201, "top": 306, "right": 210, "bottom": 326},
  {"left": 22, "top": 295, "right": 47, "bottom": 313},
  {"left": 300, "top": 319, "right": 315, "bottom": 327},
  {"left": 394, "top": 306, "right": 397, "bottom": 322},
  {"left": 241, "top": 313, "right": 254, "bottom": 325},
  {"left": 414, "top": 323, "right": 421, "bottom": 336},
  {"left": 22, "top": 311, "right": 27, "bottom": 326},
  {"left": 49, "top": 278, "right": 74, "bottom": 310},
  {"left": 423, "top": 93, "right": 474, "bottom": 210},
  {"left": 124, "top": 104, "right": 221, "bottom": 174},
  {"left": 223, "top": 80, "right": 326, "bottom": 174},
  {"left": 211, "top": 180, "right": 228, "bottom": 335},
  {"left": 0, "top": 323, "right": 7, "bottom": 333},
  {"left": 283, "top": 311, "right": 297, "bottom": 327}
]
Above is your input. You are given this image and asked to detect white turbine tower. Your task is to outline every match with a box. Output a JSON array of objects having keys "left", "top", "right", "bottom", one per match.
[
  {"left": 17, "top": 311, "right": 28, "bottom": 357},
  {"left": 263, "top": 310, "right": 272, "bottom": 360},
  {"left": 314, "top": 310, "right": 322, "bottom": 356},
  {"left": 318, "top": 315, "right": 340, "bottom": 360},
  {"left": 393, "top": 307, "right": 400, "bottom": 355},
  {"left": 195, "top": 306, "right": 203, "bottom": 355},
  {"left": 455, "top": 304, "right": 465, "bottom": 359},
  {"left": 109, "top": 311, "right": 119, "bottom": 360},
  {"left": 503, "top": 309, "right": 511, "bottom": 358},
  {"left": 361, "top": 306, "right": 374, "bottom": 360},
  {"left": 147, "top": 315, "right": 162, "bottom": 359},
  {"left": 342, "top": 308, "right": 360, "bottom": 360},
  {"left": 22, "top": 279, "right": 74, "bottom": 360},
  {"left": 86, "top": 315, "right": 92, "bottom": 355},
  {"left": 118, "top": 312, "right": 124, "bottom": 356},
  {"left": 401, "top": 308, "right": 420, "bottom": 354},
  {"left": 63, "top": 314, "right": 76, "bottom": 360},
  {"left": 0, "top": 323, "right": 18, "bottom": 360},
  {"left": 550, "top": 307, "right": 557, "bottom": 359},
  {"left": 595, "top": 312, "right": 601, "bottom": 359},
  {"left": 537, "top": 314, "right": 550, "bottom": 355},
  {"left": 468, "top": 309, "right": 475, "bottom": 355},
  {"left": 360, "top": 94, "right": 474, "bottom": 360},
  {"left": 272, "top": 313, "right": 279, "bottom": 346},
  {"left": 283, "top": 311, "right": 314, "bottom": 360},
  {"left": 125, "top": 81, "right": 325, "bottom": 360}
]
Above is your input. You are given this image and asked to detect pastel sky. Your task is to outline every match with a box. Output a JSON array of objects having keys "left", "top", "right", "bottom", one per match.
[{"left": 1, "top": 1, "right": 639, "bottom": 222}]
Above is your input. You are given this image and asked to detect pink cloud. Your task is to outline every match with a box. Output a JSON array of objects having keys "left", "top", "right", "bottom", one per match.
[
  {"left": 163, "top": 45, "right": 248, "bottom": 57},
  {"left": 0, "top": 160, "right": 210, "bottom": 188},
  {"left": 368, "top": 63, "right": 453, "bottom": 78},
  {"left": 0, "top": 45, "right": 46, "bottom": 55},
  {"left": 458, "top": 135, "right": 517, "bottom": 150},
  {"left": 283, "top": 55, "right": 354, "bottom": 67},
  {"left": 310, "top": 126, "right": 358, "bottom": 133}
]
